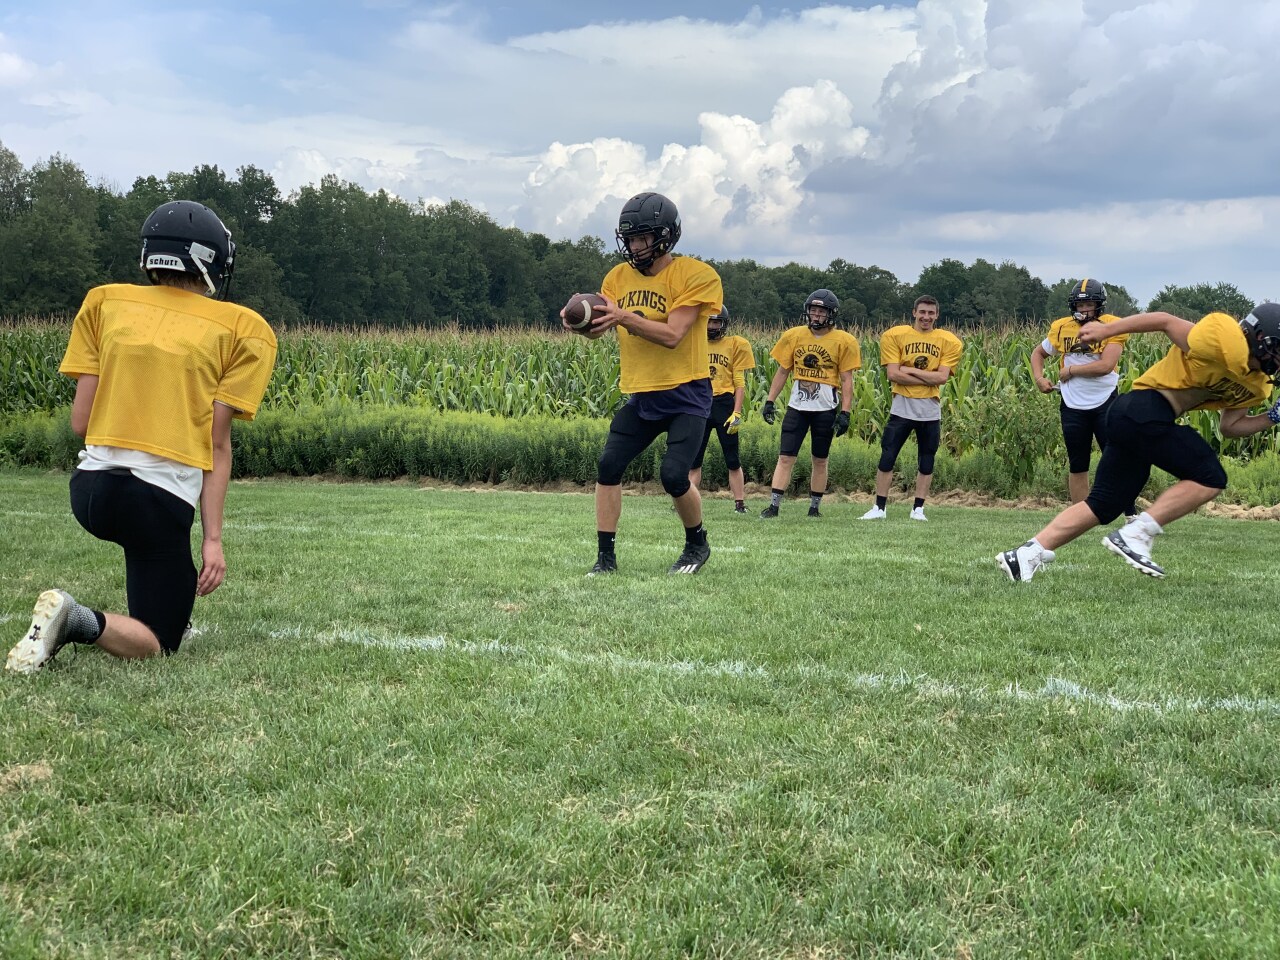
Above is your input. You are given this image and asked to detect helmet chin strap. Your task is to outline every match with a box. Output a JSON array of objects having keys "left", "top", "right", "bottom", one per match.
[{"left": 192, "top": 258, "right": 217, "bottom": 296}]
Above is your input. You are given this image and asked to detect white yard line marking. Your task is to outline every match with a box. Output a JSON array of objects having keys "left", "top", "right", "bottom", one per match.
[{"left": 266, "top": 624, "right": 1280, "bottom": 716}]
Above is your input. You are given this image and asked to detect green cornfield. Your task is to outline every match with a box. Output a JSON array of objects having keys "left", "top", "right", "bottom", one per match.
[{"left": 4, "top": 318, "right": 1277, "bottom": 463}]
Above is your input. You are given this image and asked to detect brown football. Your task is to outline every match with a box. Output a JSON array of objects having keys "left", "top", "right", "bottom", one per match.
[{"left": 563, "top": 292, "right": 607, "bottom": 330}]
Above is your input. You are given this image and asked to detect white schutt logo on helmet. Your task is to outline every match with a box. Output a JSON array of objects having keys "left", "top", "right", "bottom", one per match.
[{"left": 145, "top": 254, "right": 185, "bottom": 271}]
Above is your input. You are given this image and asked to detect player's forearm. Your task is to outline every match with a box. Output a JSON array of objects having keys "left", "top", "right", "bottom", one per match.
[
  {"left": 732, "top": 386, "right": 745, "bottom": 415},
  {"left": 765, "top": 368, "right": 790, "bottom": 401},
  {"left": 200, "top": 443, "right": 232, "bottom": 543},
  {"left": 886, "top": 367, "right": 923, "bottom": 385},
  {"left": 1029, "top": 348, "right": 1048, "bottom": 381},
  {"left": 615, "top": 314, "right": 679, "bottom": 347},
  {"left": 1221, "top": 412, "right": 1276, "bottom": 438},
  {"left": 1066, "top": 359, "right": 1114, "bottom": 377},
  {"left": 1107, "top": 312, "right": 1187, "bottom": 338}
]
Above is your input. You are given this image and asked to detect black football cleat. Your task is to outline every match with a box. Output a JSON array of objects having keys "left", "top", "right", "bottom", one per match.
[
  {"left": 669, "top": 541, "right": 710, "bottom": 575},
  {"left": 587, "top": 552, "right": 617, "bottom": 577}
]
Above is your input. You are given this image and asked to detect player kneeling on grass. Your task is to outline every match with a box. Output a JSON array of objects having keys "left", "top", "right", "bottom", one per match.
[
  {"left": 759, "top": 289, "right": 860, "bottom": 519},
  {"left": 561, "top": 191, "right": 723, "bottom": 575},
  {"left": 689, "top": 305, "right": 755, "bottom": 515},
  {"left": 5, "top": 201, "right": 277, "bottom": 674},
  {"left": 998, "top": 304, "right": 1280, "bottom": 582}
]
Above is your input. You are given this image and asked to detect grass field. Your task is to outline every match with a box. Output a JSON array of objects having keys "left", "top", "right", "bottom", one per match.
[{"left": 1, "top": 469, "right": 1278, "bottom": 958}]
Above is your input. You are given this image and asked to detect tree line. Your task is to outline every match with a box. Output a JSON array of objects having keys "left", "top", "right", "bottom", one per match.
[{"left": 0, "top": 142, "right": 1259, "bottom": 329}]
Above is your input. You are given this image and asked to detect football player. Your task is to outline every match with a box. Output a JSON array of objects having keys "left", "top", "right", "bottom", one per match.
[
  {"left": 6, "top": 201, "right": 277, "bottom": 673},
  {"left": 758, "top": 290, "right": 860, "bottom": 519},
  {"left": 562, "top": 192, "right": 723, "bottom": 575},
  {"left": 860, "top": 295, "right": 962, "bottom": 521},
  {"left": 689, "top": 305, "right": 756, "bottom": 514},
  {"left": 999, "top": 303, "right": 1280, "bottom": 582},
  {"left": 1030, "top": 279, "right": 1135, "bottom": 513}
]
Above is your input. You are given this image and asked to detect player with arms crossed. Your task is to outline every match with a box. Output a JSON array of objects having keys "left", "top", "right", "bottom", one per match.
[
  {"left": 563, "top": 192, "right": 723, "bottom": 575},
  {"left": 758, "top": 290, "right": 860, "bottom": 519},
  {"left": 6, "top": 201, "right": 277, "bottom": 673},
  {"left": 861, "top": 295, "right": 962, "bottom": 521},
  {"left": 689, "top": 305, "right": 755, "bottom": 514},
  {"left": 1030, "top": 279, "right": 1135, "bottom": 512},
  {"left": 998, "top": 304, "right": 1280, "bottom": 581}
]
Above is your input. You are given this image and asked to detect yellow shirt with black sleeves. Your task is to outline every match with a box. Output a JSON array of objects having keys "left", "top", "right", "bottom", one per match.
[
  {"left": 59, "top": 284, "right": 278, "bottom": 470},
  {"left": 708, "top": 335, "right": 755, "bottom": 396},
  {"left": 768, "top": 326, "right": 861, "bottom": 386},
  {"left": 601, "top": 256, "right": 723, "bottom": 393},
  {"left": 1133, "top": 312, "right": 1271, "bottom": 410},
  {"left": 880, "top": 325, "right": 963, "bottom": 399}
]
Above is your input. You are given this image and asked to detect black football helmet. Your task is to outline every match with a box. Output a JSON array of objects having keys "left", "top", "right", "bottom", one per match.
[
  {"left": 139, "top": 200, "right": 236, "bottom": 298},
  {"left": 707, "top": 305, "right": 730, "bottom": 341},
  {"left": 1068, "top": 278, "right": 1106, "bottom": 321},
  {"left": 803, "top": 289, "right": 840, "bottom": 330},
  {"left": 616, "top": 192, "right": 681, "bottom": 272},
  {"left": 1241, "top": 303, "right": 1280, "bottom": 378}
]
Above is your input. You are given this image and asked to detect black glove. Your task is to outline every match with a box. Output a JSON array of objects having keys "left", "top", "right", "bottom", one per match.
[
  {"left": 762, "top": 400, "right": 776, "bottom": 425},
  {"left": 834, "top": 410, "right": 850, "bottom": 437}
]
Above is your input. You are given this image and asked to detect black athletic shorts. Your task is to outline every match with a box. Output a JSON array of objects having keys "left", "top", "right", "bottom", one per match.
[
  {"left": 877, "top": 414, "right": 941, "bottom": 473},
  {"left": 1060, "top": 392, "right": 1117, "bottom": 475},
  {"left": 1085, "top": 390, "right": 1229, "bottom": 524},
  {"left": 70, "top": 469, "right": 197, "bottom": 653},
  {"left": 780, "top": 406, "right": 837, "bottom": 459},
  {"left": 692, "top": 393, "right": 742, "bottom": 471},
  {"left": 597, "top": 403, "right": 708, "bottom": 494}
]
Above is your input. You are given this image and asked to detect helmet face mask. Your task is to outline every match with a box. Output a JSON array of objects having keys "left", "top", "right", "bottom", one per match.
[
  {"left": 707, "top": 305, "right": 729, "bottom": 341},
  {"left": 803, "top": 289, "right": 840, "bottom": 331},
  {"left": 1242, "top": 304, "right": 1280, "bottom": 378},
  {"left": 139, "top": 200, "right": 236, "bottom": 299},
  {"left": 616, "top": 192, "right": 681, "bottom": 272},
  {"left": 1068, "top": 278, "right": 1107, "bottom": 323}
]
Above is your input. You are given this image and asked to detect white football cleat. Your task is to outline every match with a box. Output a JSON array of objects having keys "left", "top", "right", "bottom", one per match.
[
  {"left": 5, "top": 589, "right": 74, "bottom": 674},
  {"left": 909, "top": 507, "right": 927, "bottom": 521},
  {"left": 860, "top": 506, "right": 887, "bottom": 520},
  {"left": 1102, "top": 528, "right": 1164, "bottom": 578},
  {"left": 997, "top": 541, "right": 1056, "bottom": 582}
]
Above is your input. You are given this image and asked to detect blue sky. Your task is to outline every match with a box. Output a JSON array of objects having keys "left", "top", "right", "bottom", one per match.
[{"left": 3, "top": 1, "right": 1279, "bottom": 307}]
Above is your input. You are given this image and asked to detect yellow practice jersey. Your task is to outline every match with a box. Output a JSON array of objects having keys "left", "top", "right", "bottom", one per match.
[
  {"left": 1044, "top": 313, "right": 1129, "bottom": 366},
  {"left": 602, "top": 256, "right": 723, "bottom": 393},
  {"left": 880, "top": 325, "right": 963, "bottom": 399},
  {"left": 60, "top": 284, "right": 278, "bottom": 470},
  {"left": 768, "top": 326, "right": 861, "bottom": 387},
  {"left": 1133, "top": 312, "right": 1271, "bottom": 410},
  {"left": 708, "top": 334, "right": 755, "bottom": 396}
]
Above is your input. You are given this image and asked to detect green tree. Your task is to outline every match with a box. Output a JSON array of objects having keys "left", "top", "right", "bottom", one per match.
[
  {"left": 827, "top": 260, "right": 912, "bottom": 327},
  {"left": 1147, "top": 282, "right": 1255, "bottom": 319},
  {"left": 0, "top": 154, "right": 101, "bottom": 312},
  {"left": 714, "top": 259, "right": 784, "bottom": 326},
  {"left": 0, "top": 141, "right": 27, "bottom": 224},
  {"left": 532, "top": 235, "right": 615, "bottom": 327}
]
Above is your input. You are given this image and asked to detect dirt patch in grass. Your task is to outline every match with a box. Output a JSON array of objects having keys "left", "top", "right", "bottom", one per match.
[{"left": 0, "top": 762, "right": 53, "bottom": 795}]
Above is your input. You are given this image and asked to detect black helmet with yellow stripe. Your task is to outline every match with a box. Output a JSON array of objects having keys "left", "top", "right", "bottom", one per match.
[{"left": 1067, "top": 278, "right": 1107, "bottom": 318}]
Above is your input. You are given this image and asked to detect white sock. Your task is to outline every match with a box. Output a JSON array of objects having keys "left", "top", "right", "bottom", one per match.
[{"left": 1134, "top": 511, "right": 1163, "bottom": 536}]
